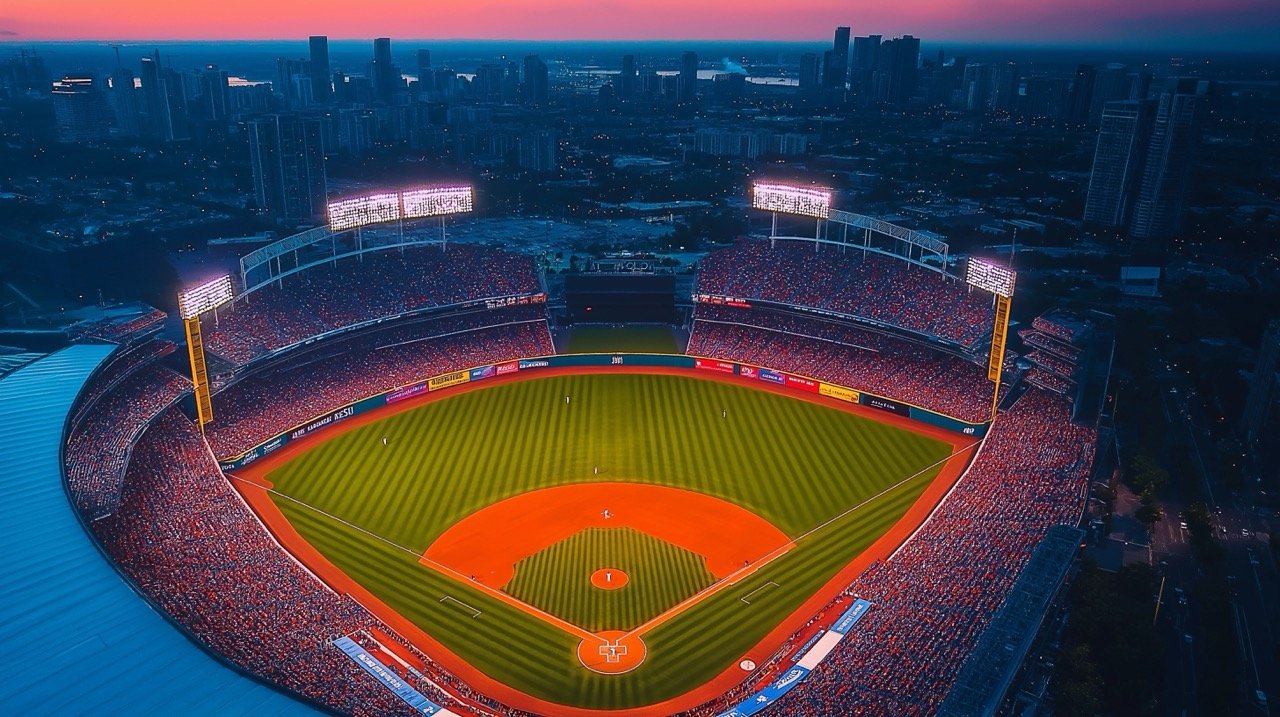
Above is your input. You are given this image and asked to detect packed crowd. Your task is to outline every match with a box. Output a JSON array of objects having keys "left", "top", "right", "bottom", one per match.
[
  {"left": 1032, "top": 314, "right": 1086, "bottom": 344},
  {"left": 204, "top": 244, "right": 542, "bottom": 364},
  {"left": 65, "top": 361, "right": 192, "bottom": 521},
  {"left": 91, "top": 409, "right": 465, "bottom": 716},
  {"left": 74, "top": 308, "right": 167, "bottom": 344},
  {"left": 688, "top": 306, "right": 996, "bottom": 422},
  {"left": 753, "top": 389, "right": 1093, "bottom": 716},
  {"left": 206, "top": 308, "right": 553, "bottom": 458},
  {"left": 1026, "top": 368, "right": 1074, "bottom": 396},
  {"left": 70, "top": 339, "right": 176, "bottom": 427},
  {"left": 1025, "top": 349, "right": 1077, "bottom": 378},
  {"left": 1019, "top": 329, "right": 1082, "bottom": 361},
  {"left": 695, "top": 240, "right": 995, "bottom": 348}
]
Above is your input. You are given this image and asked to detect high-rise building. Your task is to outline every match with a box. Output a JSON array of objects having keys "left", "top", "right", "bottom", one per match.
[
  {"left": 308, "top": 36, "right": 331, "bottom": 104},
  {"left": 1129, "top": 79, "right": 1208, "bottom": 240},
  {"left": 372, "top": 37, "right": 397, "bottom": 103},
  {"left": 880, "top": 35, "right": 920, "bottom": 105},
  {"left": 275, "top": 58, "right": 311, "bottom": 109},
  {"left": 850, "top": 35, "right": 880, "bottom": 100},
  {"left": 678, "top": 51, "right": 698, "bottom": 103},
  {"left": 517, "top": 129, "right": 557, "bottom": 172},
  {"left": 51, "top": 75, "right": 112, "bottom": 142},
  {"left": 1088, "top": 64, "right": 1130, "bottom": 124},
  {"left": 799, "top": 53, "right": 821, "bottom": 90},
  {"left": 824, "top": 26, "right": 850, "bottom": 88},
  {"left": 522, "top": 54, "right": 548, "bottom": 106},
  {"left": 1084, "top": 100, "right": 1154, "bottom": 228},
  {"left": 248, "top": 115, "right": 327, "bottom": 224},
  {"left": 1068, "top": 64, "right": 1096, "bottom": 124},
  {"left": 416, "top": 49, "right": 432, "bottom": 92},
  {"left": 619, "top": 55, "right": 636, "bottom": 99},
  {"left": 139, "top": 53, "right": 174, "bottom": 142},
  {"left": 1243, "top": 320, "right": 1280, "bottom": 445},
  {"left": 106, "top": 67, "right": 141, "bottom": 137},
  {"left": 197, "top": 64, "right": 229, "bottom": 121}
]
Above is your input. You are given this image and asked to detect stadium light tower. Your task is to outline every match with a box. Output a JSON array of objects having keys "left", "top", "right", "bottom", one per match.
[
  {"left": 177, "top": 275, "right": 234, "bottom": 429},
  {"left": 965, "top": 259, "right": 1016, "bottom": 421},
  {"left": 326, "top": 185, "right": 474, "bottom": 251},
  {"left": 751, "top": 182, "right": 831, "bottom": 248}
]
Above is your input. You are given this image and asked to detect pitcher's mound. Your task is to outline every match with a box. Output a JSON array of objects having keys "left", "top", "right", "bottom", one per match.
[{"left": 590, "top": 567, "right": 629, "bottom": 590}]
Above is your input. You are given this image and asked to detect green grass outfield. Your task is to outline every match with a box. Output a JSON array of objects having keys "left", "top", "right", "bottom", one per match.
[
  {"left": 266, "top": 373, "right": 953, "bottom": 709},
  {"left": 567, "top": 326, "right": 680, "bottom": 354}
]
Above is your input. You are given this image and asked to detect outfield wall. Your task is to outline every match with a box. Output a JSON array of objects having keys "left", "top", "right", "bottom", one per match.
[{"left": 218, "top": 353, "right": 988, "bottom": 470}]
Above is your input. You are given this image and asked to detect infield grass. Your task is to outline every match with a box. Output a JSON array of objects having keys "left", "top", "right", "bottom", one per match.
[
  {"left": 265, "top": 373, "right": 954, "bottom": 709},
  {"left": 505, "top": 527, "right": 715, "bottom": 631}
]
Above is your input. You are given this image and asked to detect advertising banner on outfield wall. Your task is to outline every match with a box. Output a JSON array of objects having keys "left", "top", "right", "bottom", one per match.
[
  {"left": 695, "top": 358, "right": 735, "bottom": 373},
  {"left": 783, "top": 373, "right": 820, "bottom": 393},
  {"left": 386, "top": 381, "right": 429, "bottom": 404},
  {"left": 819, "top": 383, "right": 860, "bottom": 403},
  {"left": 758, "top": 368, "right": 786, "bottom": 385},
  {"left": 428, "top": 370, "right": 470, "bottom": 391},
  {"left": 470, "top": 365, "right": 496, "bottom": 381},
  {"left": 496, "top": 360, "right": 519, "bottom": 375},
  {"left": 863, "top": 394, "right": 911, "bottom": 416},
  {"left": 739, "top": 365, "right": 757, "bottom": 379},
  {"left": 519, "top": 358, "right": 551, "bottom": 370}
]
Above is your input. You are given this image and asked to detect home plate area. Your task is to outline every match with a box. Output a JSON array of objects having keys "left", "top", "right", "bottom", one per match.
[{"left": 577, "top": 631, "right": 647, "bottom": 674}]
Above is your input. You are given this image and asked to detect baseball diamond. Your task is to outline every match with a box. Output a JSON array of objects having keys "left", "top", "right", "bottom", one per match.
[{"left": 233, "top": 369, "right": 972, "bottom": 712}]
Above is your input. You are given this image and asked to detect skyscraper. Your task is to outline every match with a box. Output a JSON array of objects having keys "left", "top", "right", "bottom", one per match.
[
  {"left": 139, "top": 52, "right": 173, "bottom": 142},
  {"left": 372, "top": 37, "right": 397, "bottom": 103},
  {"left": 881, "top": 35, "right": 920, "bottom": 105},
  {"left": 416, "top": 49, "right": 432, "bottom": 92},
  {"left": 308, "top": 36, "right": 332, "bottom": 104},
  {"left": 824, "top": 26, "right": 850, "bottom": 88},
  {"left": 51, "top": 75, "right": 112, "bottom": 142},
  {"left": 1243, "top": 320, "right": 1280, "bottom": 445},
  {"left": 522, "top": 54, "right": 548, "bottom": 106},
  {"left": 248, "top": 115, "right": 327, "bottom": 224},
  {"left": 106, "top": 67, "right": 141, "bottom": 137},
  {"left": 1068, "top": 63, "right": 1096, "bottom": 125},
  {"left": 850, "top": 35, "right": 880, "bottom": 99},
  {"left": 619, "top": 55, "right": 636, "bottom": 99},
  {"left": 1084, "top": 100, "right": 1154, "bottom": 228},
  {"left": 678, "top": 51, "right": 698, "bottom": 103},
  {"left": 799, "top": 53, "right": 821, "bottom": 90},
  {"left": 1128, "top": 79, "right": 1208, "bottom": 240}
]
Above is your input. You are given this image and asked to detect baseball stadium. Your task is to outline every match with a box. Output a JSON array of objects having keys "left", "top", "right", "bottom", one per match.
[{"left": 3, "top": 183, "right": 1099, "bottom": 717}]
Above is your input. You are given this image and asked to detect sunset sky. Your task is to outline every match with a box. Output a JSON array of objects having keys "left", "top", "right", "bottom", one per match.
[{"left": 3, "top": 0, "right": 1278, "bottom": 50}]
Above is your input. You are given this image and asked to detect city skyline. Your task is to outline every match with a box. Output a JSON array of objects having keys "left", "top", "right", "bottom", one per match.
[{"left": 3, "top": 0, "right": 1279, "bottom": 52}]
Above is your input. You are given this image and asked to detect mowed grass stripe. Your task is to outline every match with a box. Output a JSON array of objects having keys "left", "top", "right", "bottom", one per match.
[
  {"left": 266, "top": 373, "right": 957, "bottom": 708},
  {"left": 505, "top": 527, "right": 715, "bottom": 632}
]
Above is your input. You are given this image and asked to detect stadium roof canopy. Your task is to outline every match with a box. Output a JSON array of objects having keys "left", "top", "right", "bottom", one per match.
[{"left": 0, "top": 345, "right": 317, "bottom": 716}]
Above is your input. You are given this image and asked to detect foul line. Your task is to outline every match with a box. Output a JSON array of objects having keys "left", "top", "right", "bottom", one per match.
[
  {"left": 230, "top": 436, "right": 977, "bottom": 650},
  {"left": 739, "top": 581, "right": 780, "bottom": 605},
  {"left": 439, "top": 595, "right": 482, "bottom": 618},
  {"left": 618, "top": 439, "right": 978, "bottom": 642},
  {"left": 226, "top": 474, "right": 596, "bottom": 641}
]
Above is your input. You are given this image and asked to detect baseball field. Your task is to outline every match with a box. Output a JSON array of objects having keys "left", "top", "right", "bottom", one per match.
[{"left": 241, "top": 370, "right": 967, "bottom": 713}]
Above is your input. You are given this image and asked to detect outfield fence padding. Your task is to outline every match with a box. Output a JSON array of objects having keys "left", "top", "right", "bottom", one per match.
[{"left": 218, "top": 354, "right": 987, "bottom": 470}]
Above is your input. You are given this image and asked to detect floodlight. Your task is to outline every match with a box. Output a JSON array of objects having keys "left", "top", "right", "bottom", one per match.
[
  {"left": 402, "top": 186, "right": 474, "bottom": 219},
  {"left": 752, "top": 182, "right": 832, "bottom": 219},
  {"left": 178, "top": 275, "right": 234, "bottom": 319},
  {"left": 965, "top": 258, "right": 1016, "bottom": 298},
  {"left": 327, "top": 192, "right": 401, "bottom": 231}
]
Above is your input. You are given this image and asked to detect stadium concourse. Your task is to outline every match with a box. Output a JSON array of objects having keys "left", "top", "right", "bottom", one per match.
[{"left": 26, "top": 239, "right": 1099, "bottom": 716}]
